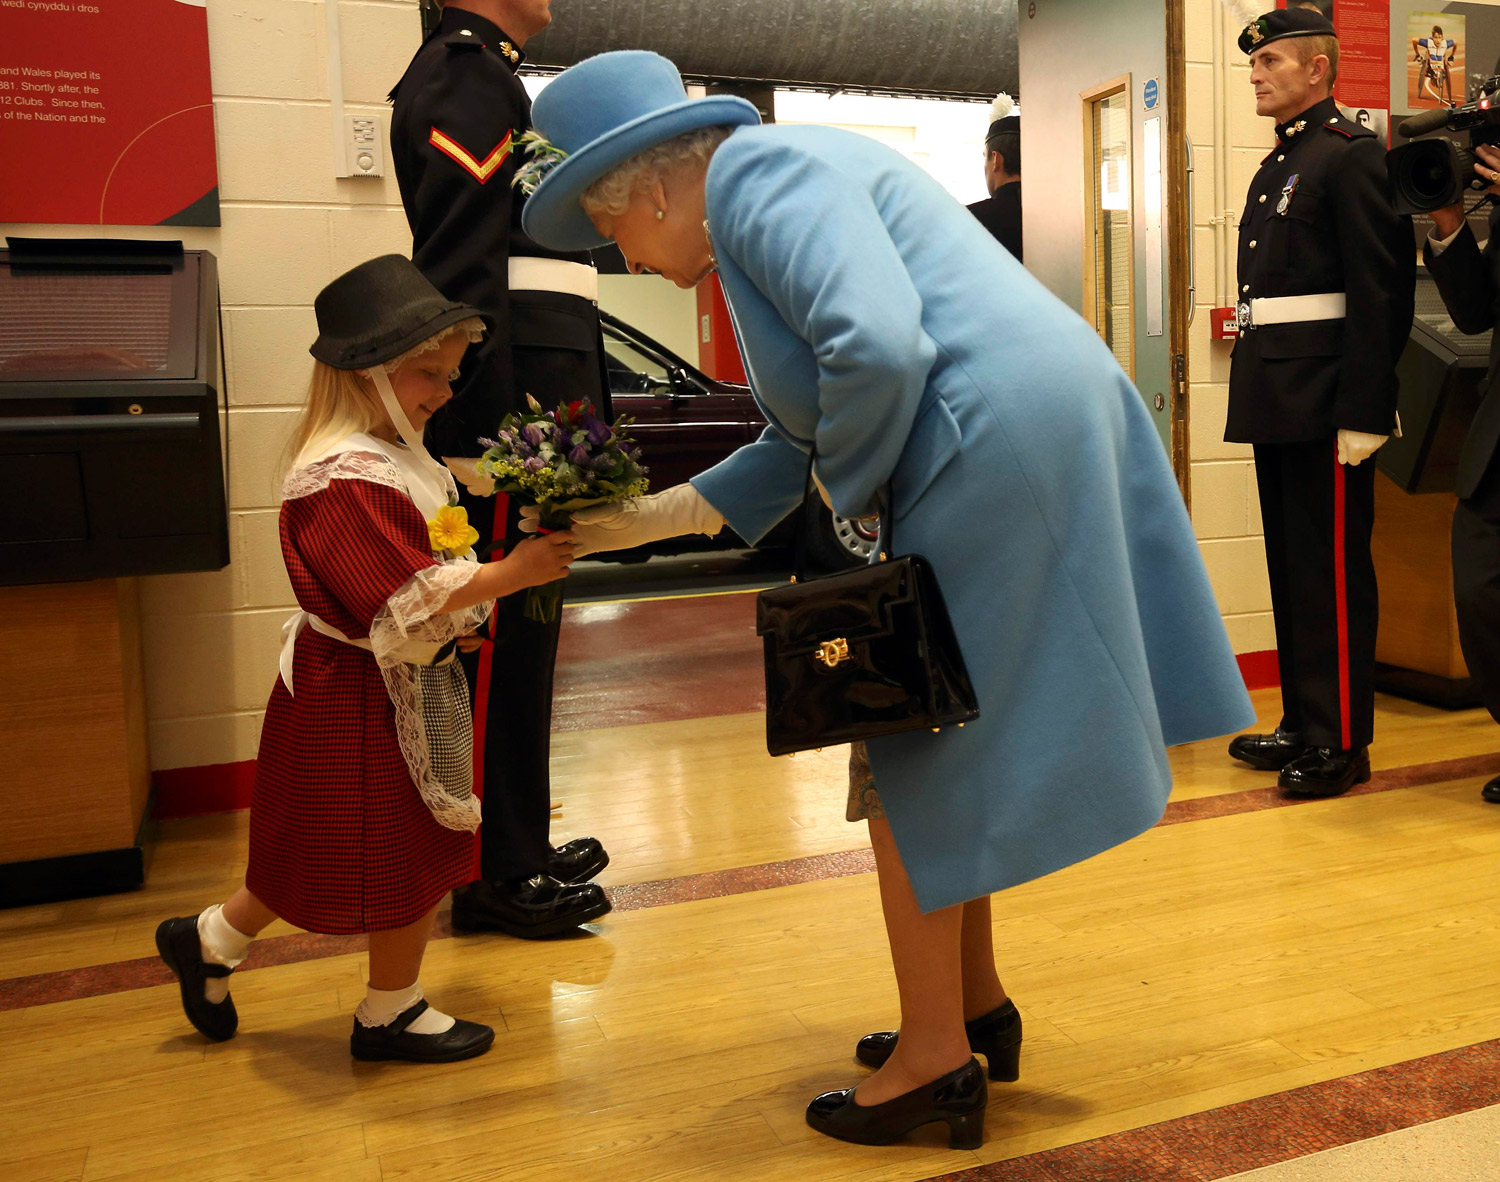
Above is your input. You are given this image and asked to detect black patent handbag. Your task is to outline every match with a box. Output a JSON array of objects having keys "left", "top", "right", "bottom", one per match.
[{"left": 755, "top": 454, "right": 979, "bottom": 757}]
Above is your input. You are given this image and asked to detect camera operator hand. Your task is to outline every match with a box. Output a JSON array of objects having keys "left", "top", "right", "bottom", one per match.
[{"left": 1432, "top": 144, "right": 1500, "bottom": 237}]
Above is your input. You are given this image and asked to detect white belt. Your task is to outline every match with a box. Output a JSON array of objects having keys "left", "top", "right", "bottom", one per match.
[
  {"left": 1237, "top": 293, "right": 1346, "bottom": 330},
  {"left": 280, "top": 612, "right": 370, "bottom": 696},
  {"left": 508, "top": 257, "right": 598, "bottom": 301}
]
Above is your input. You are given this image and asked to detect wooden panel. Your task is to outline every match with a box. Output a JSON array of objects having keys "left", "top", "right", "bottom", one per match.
[
  {"left": 1371, "top": 474, "right": 1468, "bottom": 679},
  {"left": 0, "top": 580, "right": 142, "bottom": 863}
]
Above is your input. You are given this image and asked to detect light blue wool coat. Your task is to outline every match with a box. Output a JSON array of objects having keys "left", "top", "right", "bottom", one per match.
[{"left": 690, "top": 124, "right": 1256, "bottom": 913}]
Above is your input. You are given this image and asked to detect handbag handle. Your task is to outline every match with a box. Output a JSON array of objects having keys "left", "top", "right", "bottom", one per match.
[{"left": 792, "top": 448, "right": 890, "bottom": 583}]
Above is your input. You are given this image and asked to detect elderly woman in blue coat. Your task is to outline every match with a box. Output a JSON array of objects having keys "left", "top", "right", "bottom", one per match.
[{"left": 513, "top": 52, "right": 1255, "bottom": 1149}]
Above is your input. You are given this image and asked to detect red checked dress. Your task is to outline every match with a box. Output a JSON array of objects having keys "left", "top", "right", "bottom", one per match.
[{"left": 246, "top": 439, "right": 489, "bottom": 933}]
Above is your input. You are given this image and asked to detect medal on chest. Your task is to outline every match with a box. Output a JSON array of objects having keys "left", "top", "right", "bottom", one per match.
[{"left": 1277, "top": 173, "right": 1301, "bottom": 217}]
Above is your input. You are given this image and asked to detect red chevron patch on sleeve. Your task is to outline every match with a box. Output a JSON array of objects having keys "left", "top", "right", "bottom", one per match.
[{"left": 429, "top": 127, "right": 514, "bottom": 183}]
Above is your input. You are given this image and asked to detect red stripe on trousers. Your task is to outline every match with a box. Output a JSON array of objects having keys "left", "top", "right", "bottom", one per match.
[
  {"left": 1333, "top": 445, "right": 1351, "bottom": 749},
  {"left": 468, "top": 492, "right": 509, "bottom": 880}
]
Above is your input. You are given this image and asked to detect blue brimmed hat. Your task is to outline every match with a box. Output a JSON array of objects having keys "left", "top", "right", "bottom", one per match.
[{"left": 519, "top": 51, "right": 761, "bottom": 251}]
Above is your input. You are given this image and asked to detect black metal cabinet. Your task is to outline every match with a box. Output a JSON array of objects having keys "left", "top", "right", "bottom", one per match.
[{"left": 0, "top": 239, "right": 229, "bottom": 585}]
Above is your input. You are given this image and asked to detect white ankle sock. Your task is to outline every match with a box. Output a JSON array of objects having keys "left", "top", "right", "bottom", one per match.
[
  {"left": 196, "top": 904, "right": 252, "bottom": 1004},
  {"left": 354, "top": 982, "right": 456, "bottom": 1035}
]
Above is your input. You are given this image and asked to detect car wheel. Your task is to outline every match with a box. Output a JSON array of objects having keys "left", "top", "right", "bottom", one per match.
[{"left": 804, "top": 497, "right": 879, "bottom": 571}]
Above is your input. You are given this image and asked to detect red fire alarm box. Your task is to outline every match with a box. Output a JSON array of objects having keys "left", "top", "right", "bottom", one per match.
[{"left": 1211, "top": 306, "right": 1240, "bottom": 341}]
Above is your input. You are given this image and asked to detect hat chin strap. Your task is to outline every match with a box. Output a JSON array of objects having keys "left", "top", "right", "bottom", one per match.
[{"left": 366, "top": 365, "right": 449, "bottom": 484}]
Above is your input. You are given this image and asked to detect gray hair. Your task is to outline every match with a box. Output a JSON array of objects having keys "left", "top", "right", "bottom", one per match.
[{"left": 581, "top": 126, "right": 735, "bottom": 219}]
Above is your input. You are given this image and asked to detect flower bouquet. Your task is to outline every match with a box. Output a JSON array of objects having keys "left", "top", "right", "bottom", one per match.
[{"left": 473, "top": 395, "right": 648, "bottom": 622}]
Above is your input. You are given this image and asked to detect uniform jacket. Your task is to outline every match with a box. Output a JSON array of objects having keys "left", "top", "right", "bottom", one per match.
[
  {"left": 1227, "top": 97, "right": 1415, "bottom": 444},
  {"left": 389, "top": 8, "right": 608, "bottom": 457},
  {"left": 1422, "top": 214, "right": 1500, "bottom": 500},
  {"left": 691, "top": 125, "right": 1254, "bottom": 912},
  {"left": 967, "top": 183, "right": 1023, "bottom": 261}
]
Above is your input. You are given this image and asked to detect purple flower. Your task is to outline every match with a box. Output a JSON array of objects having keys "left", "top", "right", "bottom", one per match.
[
  {"left": 523, "top": 456, "right": 545, "bottom": 472},
  {"left": 588, "top": 454, "right": 614, "bottom": 472},
  {"left": 585, "top": 416, "right": 612, "bottom": 446},
  {"left": 522, "top": 423, "right": 545, "bottom": 447},
  {"left": 568, "top": 444, "right": 590, "bottom": 466},
  {"left": 478, "top": 436, "right": 500, "bottom": 449},
  {"left": 515, "top": 441, "right": 535, "bottom": 459}
]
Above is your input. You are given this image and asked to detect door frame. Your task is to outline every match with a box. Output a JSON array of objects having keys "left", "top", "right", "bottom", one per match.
[
  {"left": 1165, "top": 0, "right": 1191, "bottom": 504},
  {"left": 1080, "top": 73, "right": 1136, "bottom": 382}
]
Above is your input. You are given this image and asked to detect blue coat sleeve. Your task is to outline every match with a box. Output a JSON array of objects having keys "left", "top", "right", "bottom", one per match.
[
  {"left": 690, "top": 425, "right": 808, "bottom": 545},
  {"left": 698, "top": 135, "right": 939, "bottom": 529}
]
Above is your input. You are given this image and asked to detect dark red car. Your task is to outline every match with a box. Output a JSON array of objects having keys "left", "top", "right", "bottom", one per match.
[{"left": 601, "top": 310, "right": 876, "bottom": 570}]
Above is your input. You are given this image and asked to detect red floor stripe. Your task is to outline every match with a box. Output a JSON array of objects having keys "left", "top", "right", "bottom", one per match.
[
  {"left": 919, "top": 1039, "right": 1500, "bottom": 1182},
  {"left": 5, "top": 749, "right": 1497, "bottom": 1015}
]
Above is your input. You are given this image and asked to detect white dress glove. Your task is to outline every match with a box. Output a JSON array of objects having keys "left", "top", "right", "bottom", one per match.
[
  {"left": 442, "top": 456, "right": 493, "bottom": 497},
  {"left": 1336, "top": 430, "right": 1388, "bottom": 467},
  {"left": 519, "top": 483, "right": 726, "bottom": 558}
]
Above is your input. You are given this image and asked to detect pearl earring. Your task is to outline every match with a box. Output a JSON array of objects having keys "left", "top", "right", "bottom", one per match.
[{"left": 655, "top": 209, "right": 665, "bottom": 220}]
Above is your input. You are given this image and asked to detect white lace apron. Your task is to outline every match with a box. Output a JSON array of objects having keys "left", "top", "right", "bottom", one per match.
[{"left": 280, "top": 432, "right": 491, "bottom": 832}]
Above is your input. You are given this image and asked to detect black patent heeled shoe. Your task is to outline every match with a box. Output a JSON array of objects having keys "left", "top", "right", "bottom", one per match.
[
  {"left": 855, "top": 999, "right": 1022, "bottom": 1081},
  {"left": 806, "top": 1057, "right": 987, "bottom": 1149}
]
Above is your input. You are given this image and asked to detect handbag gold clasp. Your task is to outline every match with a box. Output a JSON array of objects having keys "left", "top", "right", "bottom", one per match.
[{"left": 815, "top": 638, "right": 850, "bottom": 668}]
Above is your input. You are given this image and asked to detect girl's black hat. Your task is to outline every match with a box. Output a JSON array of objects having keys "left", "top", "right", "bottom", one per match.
[{"left": 309, "top": 254, "right": 491, "bottom": 370}]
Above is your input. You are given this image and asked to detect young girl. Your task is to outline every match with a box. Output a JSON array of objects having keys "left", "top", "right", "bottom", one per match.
[{"left": 155, "top": 255, "right": 577, "bottom": 1063}]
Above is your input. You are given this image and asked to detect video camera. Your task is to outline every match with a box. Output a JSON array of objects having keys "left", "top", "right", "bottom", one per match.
[{"left": 1388, "top": 75, "right": 1500, "bottom": 214}]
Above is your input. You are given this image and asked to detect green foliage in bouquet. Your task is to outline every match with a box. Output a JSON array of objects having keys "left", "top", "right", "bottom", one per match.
[{"left": 476, "top": 396, "right": 649, "bottom": 621}]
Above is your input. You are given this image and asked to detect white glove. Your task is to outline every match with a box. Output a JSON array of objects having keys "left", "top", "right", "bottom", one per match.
[
  {"left": 442, "top": 456, "right": 493, "bottom": 497},
  {"left": 519, "top": 483, "right": 726, "bottom": 558},
  {"left": 1336, "top": 430, "right": 1388, "bottom": 467}
]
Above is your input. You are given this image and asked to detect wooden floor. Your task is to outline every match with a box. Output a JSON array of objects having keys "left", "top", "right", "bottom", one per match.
[{"left": 2, "top": 686, "right": 1499, "bottom": 1181}]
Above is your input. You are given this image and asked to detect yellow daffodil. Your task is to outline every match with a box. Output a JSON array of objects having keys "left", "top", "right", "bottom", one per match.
[{"left": 428, "top": 503, "right": 479, "bottom": 555}]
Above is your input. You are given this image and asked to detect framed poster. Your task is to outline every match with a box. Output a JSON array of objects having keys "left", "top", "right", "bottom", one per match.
[{"left": 0, "top": 0, "right": 219, "bottom": 226}]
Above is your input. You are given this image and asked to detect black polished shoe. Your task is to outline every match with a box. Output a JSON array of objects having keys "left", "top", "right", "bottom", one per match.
[
  {"left": 1228, "top": 728, "right": 1308, "bottom": 771},
  {"left": 349, "top": 1001, "right": 494, "bottom": 1063},
  {"left": 155, "top": 915, "right": 238, "bottom": 1042},
  {"left": 856, "top": 999, "right": 1022, "bottom": 1081},
  {"left": 547, "top": 837, "right": 609, "bottom": 884},
  {"left": 1278, "top": 747, "right": 1371, "bottom": 798},
  {"left": 1482, "top": 775, "right": 1500, "bottom": 804},
  {"left": 806, "top": 1058, "right": 987, "bottom": 1149},
  {"left": 450, "top": 875, "right": 611, "bottom": 939}
]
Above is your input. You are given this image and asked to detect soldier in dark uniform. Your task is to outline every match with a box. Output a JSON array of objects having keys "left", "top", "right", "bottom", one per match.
[
  {"left": 389, "top": 0, "right": 613, "bottom": 936},
  {"left": 1224, "top": 9, "right": 1415, "bottom": 797},
  {"left": 967, "top": 94, "right": 1022, "bottom": 261},
  {"left": 1422, "top": 155, "right": 1500, "bottom": 806}
]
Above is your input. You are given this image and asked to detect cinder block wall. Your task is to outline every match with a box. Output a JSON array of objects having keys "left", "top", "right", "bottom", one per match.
[
  {"left": 1184, "top": 0, "right": 1275, "bottom": 657},
  {"left": 4, "top": 0, "right": 1276, "bottom": 786}
]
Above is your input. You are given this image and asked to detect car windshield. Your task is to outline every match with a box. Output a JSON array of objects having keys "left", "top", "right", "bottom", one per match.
[{"left": 604, "top": 334, "right": 671, "bottom": 382}]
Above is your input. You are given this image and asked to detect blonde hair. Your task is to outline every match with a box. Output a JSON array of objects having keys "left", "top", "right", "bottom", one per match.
[
  {"left": 281, "top": 317, "right": 485, "bottom": 477},
  {"left": 581, "top": 126, "right": 735, "bottom": 219}
]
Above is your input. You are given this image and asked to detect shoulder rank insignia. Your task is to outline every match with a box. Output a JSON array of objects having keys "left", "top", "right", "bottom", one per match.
[
  {"left": 1277, "top": 173, "right": 1300, "bottom": 216},
  {"left": 429, "top": 127, "right": 514, "bottom": 184},
  {"left": 445, "top": 29, "right": 483, "bottom": 51}
]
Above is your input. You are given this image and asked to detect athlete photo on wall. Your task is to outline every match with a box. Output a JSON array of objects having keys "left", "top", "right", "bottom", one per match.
[
  {"left": 1409, "top": 12, "right": 1466, "bottom": 108},
  {"left": 1338, "top": 104, "right": 1389, "bottom": 144}
]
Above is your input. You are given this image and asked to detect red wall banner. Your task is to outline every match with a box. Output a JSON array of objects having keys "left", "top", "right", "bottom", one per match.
[{"left": 0, "top": 0, "right": 219, "bottom": 226}]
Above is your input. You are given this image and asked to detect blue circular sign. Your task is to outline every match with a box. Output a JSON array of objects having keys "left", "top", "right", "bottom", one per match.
[{"left": 1144, "top": 78, "right": 1160, "bottom": 109}]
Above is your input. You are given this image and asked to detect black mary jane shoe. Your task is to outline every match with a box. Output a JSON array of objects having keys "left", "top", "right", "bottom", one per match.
[
  {"left": 547, "top": 837, "right": 610, "bottom": 885},
  {"left": 1278, "top": 747, "right": 1371, "bottom": 799},
  {"left": 450, "top": 874, "right": 612, "bottom": 939},
  {"left": 1481, "top": 776, "right": 1500, "bottom": 804},
  {"left": 806, "top": 1057, "right": 987, "bottom": 1149},
  {"left": 856, "top": 999, "right": 1022, "bottom": 1081},
  {"left": 349, "top": 1000, "right": 495, "bottom": 1064},
  {"left": 155, "top": 915, "right": 238, "bottom": 1042},
  {"left": 1228, "top": 728, "right": 1308, "bottom": 771}
]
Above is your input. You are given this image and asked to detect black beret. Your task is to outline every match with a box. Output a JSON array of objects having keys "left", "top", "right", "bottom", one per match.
[
  {"left": 986, "top": 116, "right": 1020, "bottom": 141},
  {"left": 1238, "top": 8, "right": 1336, "bottom": 56}
]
